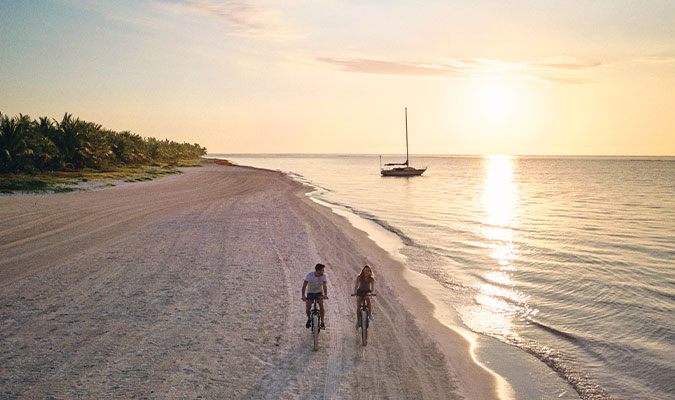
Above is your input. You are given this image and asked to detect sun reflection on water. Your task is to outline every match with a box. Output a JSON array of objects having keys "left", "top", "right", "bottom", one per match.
[
  {"left": 470, "top": 155, "right": 532, "bottom": 338},
  {"left": 481, "top": 155, "right": 517, "bottom": 228}
]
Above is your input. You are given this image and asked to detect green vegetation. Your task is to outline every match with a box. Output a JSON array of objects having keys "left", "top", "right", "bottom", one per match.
[
  {"left": 0, "top": 112, "right": 207, "bottom": 193},
  {"left": 0, "top": 174, "right": 72, "bottom": 193}
]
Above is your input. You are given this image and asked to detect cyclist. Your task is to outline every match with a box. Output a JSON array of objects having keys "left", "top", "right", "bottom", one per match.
[
  {"left": 353, "top": 264, "right": 375, "bottom": 329},
  {"left": 302, "top": 263, "right": 328, "bottom": 329}
]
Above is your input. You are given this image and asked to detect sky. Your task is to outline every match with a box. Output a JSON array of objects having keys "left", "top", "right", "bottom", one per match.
[{"left": 1, "top": 0, "right": 674, "bottom": 155}]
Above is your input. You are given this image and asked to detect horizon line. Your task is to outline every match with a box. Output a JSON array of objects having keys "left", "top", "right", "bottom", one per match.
[{"left": 204, "top": 153, "right": 675, "bottom": 158}]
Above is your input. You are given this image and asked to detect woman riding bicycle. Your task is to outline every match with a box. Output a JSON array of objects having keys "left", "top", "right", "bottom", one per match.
[{"left": 353, "top": 265, "right": 375, "bottom": 329}]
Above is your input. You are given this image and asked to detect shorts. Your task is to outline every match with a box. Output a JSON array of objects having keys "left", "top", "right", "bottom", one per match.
[
  {"left": 307, "top": 292, "right": 323, "bottom": 301},
  {"left": 356, "top": 289, "right": 372, "bottom": 297}
]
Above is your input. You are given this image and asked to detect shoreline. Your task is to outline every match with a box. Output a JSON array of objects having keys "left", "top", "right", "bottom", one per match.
[{"left": 0, "top": 162, "right": 500, "bottom": 398}]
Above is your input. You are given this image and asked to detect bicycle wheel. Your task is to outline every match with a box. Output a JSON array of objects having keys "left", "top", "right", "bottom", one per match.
[
  {"left": 360, "top": 308, "right": 368, "bottom": 345},
  {"left": 312, "top": 312, "right": 320, "bottom": 351}
]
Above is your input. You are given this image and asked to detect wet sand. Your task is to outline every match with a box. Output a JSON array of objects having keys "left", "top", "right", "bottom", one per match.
[{"left": 0, "top": 163, "right": 501, "bottom": 399}]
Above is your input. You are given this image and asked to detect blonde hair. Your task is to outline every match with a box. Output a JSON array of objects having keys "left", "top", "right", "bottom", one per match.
[{"left": 357, "top": 265, "right": 375, "bottom": 282}]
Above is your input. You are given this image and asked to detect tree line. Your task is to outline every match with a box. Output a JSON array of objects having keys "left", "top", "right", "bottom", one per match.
[{"left": 0, "top": 112, "right": 207, "bottom": 173}]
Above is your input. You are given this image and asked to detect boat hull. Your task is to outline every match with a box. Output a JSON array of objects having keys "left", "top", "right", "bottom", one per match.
[{"left": 381, "top": 167, "right": 426, "bottom": 177}]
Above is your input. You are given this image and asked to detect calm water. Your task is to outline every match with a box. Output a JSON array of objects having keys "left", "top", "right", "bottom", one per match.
[{"left": 220, "top": 154, "right": 675, "bottom": 399}]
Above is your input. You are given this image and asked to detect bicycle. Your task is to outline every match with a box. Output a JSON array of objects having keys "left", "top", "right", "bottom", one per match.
[
  {"left": 306, "top": 296, "right": 326, "bottom": 351},
  {"left": 352, "top": 293, "right": 376, "bottom": 346}
]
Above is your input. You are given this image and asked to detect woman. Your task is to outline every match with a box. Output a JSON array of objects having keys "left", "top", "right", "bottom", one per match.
[{"left": 353, "top": 265, "right": 375, "bottom": 328}]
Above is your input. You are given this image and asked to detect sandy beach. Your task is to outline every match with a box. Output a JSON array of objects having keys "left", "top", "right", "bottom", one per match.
[{"left": 0, "top": 163, "right": 501, "bottom": 399}]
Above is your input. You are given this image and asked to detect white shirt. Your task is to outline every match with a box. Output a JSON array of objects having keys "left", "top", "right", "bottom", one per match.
[{"left": 305, "top": 271, "right": 327, "bottom": 294}]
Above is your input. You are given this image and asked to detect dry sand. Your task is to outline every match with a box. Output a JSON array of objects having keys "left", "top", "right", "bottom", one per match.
[{"left": 0, "top": 163, "right": 502, "bottom": 399}]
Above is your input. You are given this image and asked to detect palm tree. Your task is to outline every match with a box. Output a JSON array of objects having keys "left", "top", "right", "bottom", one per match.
[
  {"left": 0, "top": 114, "right": 34, "bottom": 172},
  {"left": 1, "top": 111, "right": 207, "bottom": 173},
  {"left": 33, "top": 116, "right": 61, "bottom": 170}
]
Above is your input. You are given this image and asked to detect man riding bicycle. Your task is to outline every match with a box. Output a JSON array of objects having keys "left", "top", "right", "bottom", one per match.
[{"left": 302, "top": 263, "right": 328, "bottom": 329}]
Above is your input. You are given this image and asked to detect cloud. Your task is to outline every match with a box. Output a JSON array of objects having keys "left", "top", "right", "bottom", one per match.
[
  {"left": 317, "top": 56, "right": 601, "bottom": 84},
  {"left": 316, "top": 57, "right": 470, "bottom": 78},
  {"left": 157, "top": 0, "right": 293, "bottom": 39},
  {"left": 536, "top": 75, "right": 587, "bottom": 85},
  {"left": 530, "top": 56, "right": 602, "bottom": 70},
  {"left": 636, "top": 55, "right": 675, "bottom": 64}
]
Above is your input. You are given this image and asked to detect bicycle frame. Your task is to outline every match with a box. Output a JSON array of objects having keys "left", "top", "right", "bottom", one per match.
[
  {"left": 353, "top": 293, "right": 376, "bottom": 346},
  {"left": 310, "top": 297, "right": 321, "bottom": 351}
]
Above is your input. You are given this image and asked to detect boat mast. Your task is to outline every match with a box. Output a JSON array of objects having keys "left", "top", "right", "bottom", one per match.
[{"left": 405, "top": 107, "right": 409, "bottom": 166}]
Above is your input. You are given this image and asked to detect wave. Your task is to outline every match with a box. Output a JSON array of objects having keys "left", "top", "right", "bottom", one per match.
[
  {"left": 496, "top": 320, "right": 612, "bottom": 400},
  {"left": 285, "top": 172, "right": 334, "bottom": 193},
  {"left": 277, "top": 169, "right": 416, "bottom": 249},
  {"left": 311, "top": 197, "right": 418, "bottom": 247},
  {"left": 529, "top": 320, "right": 582, "bottom": 345}
]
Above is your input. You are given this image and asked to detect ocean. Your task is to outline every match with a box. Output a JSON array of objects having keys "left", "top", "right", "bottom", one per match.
[{"left": 217, "top": 154, "right": 675, "bottom": 400}]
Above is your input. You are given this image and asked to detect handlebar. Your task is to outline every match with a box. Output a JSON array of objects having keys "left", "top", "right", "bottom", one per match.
[{"left": 351, "top": 293, "right": 377, "bottom": 297}]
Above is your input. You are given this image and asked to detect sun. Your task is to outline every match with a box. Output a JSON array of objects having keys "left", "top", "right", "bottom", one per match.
[{"left": 474, "top": 83, "right": 517, "bottom": 122}]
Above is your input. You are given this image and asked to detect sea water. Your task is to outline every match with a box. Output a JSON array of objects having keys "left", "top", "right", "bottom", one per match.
[{"left": 217, "top": 154, "right": 675, "bottom": 399}]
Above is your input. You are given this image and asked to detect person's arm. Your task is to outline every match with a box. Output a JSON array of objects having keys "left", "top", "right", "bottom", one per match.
[
  {"left": 322, "top": 280, "right": 328, "bottom": 299},
  {"left": 301, "top": 280, "right": 308, "bottom": 300},
  {"left": 371, "top": 279, "right": 375, "bottom": 294},
  {"left": 353, "top": 278, "right": 359, "bottom": 295}
]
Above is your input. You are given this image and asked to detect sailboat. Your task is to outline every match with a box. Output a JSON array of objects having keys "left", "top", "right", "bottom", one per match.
[{"left": 380, "top": 107, "right": 427, "bottom": 176}]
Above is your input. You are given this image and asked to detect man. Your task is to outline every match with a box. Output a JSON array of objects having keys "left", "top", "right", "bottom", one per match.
[{"left": 301, "top": 263, "right": 328, "bottom": 329}]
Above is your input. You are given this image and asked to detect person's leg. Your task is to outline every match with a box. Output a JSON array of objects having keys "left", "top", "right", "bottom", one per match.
[
  {"left": 305, "top": 298, "right": 314, "bottom": 328},
  {"left": 366, "top": 297, "right": 372, "bottom": 318},
  {"left": 318, "top": 297, "right": 325, "bottom": 323},
  {"left": 355, "top": 296, "right": 362, "bottom": 321}
]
